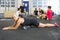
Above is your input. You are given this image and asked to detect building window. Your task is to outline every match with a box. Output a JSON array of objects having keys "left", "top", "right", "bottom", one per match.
[
  {"left": 11, "top": 0, "right": 15, "bottom": 2},
  {"left": 11, "top": 0, "right": 15, "bottom": 7},
  {"left": 5, "top": 2, "right": 10, "bottom": 4},
  {"left": 0, "top": 0, "right": 4, "bottom": 7},
  {"left": 5, "top": 1, "right": 10, "bottom": 7},
  {"left": 0, "top": 0, "right": 16, "bottom": 7},
  {"left": 1, "top": 2, "right": 4, "bottom": 4},
  {"left": 0, "top": 0, "right": 1, "bottom": 4},
  {"left": 11, "top": 2, "right": 15, "bottom": 4},
  {"left": 38, "top": 1, "right": 42, "bottom": 7},
  {"left": 5, "top": 0, "right": 10, "bottom": 2},
  {"left": 33, "top": 0, "right": 37, "bottom": 7},
  {"left": 11, "top": 5, "right": 15, "bottom": 7},
  {"left": 1, "top": 5, "right": 4, "bottom": 7},
  {"left": 1, "top": 0, "right": 4, "bottom": 2}
]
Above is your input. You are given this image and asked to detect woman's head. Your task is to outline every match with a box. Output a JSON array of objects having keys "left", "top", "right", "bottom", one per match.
[
  {"left": 35, "top": 8, "right": 37, "bottom": 10},
  {"left": 17, "top": 8, "right": 21, "bottom": 11},
  {"left": 48, "top": 6, "right": 51, "bottom": 9},
  {"left": 21, "top": 3, "right": 24, "bottom": 6}
]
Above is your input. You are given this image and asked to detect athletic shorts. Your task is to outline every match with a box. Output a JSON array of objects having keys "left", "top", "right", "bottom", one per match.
[{"left": 30, "top": 18, "right": 39, "bottom": 27}]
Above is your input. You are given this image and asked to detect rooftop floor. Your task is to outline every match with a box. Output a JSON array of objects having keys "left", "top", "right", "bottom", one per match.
[{"left": 0, "top": 15, "right": 60, "bottom": 40}]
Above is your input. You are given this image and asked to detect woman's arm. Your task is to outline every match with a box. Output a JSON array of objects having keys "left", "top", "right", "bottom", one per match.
[{"left": 2, "top": 18, "right": 21, "bottom": 30}]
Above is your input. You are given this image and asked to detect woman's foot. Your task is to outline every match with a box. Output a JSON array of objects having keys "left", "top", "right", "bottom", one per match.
[{"left": 54, "top": 23, "right": 59, "bottom": 27}]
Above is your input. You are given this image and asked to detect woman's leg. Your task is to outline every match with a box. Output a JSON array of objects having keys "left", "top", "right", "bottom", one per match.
[{"left": 38, "top": 23, "right": 59, "bottom": 28}]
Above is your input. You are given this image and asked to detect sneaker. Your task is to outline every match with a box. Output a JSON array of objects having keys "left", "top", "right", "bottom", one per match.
[
  {"left": 54, "top": 23, "right": 59, "bottom": 27},
  {"left": 23, "top": 26, "right": 30, "bottom": 30}
]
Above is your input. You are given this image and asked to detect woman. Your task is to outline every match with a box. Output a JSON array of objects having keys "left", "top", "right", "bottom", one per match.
[{"left": 2, "top": 15, "right": 59, "bottom": 30}]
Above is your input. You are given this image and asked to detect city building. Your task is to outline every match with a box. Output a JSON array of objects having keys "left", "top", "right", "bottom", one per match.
[{"left": 0, "top": 0, "right": 60, "bottom": 18}]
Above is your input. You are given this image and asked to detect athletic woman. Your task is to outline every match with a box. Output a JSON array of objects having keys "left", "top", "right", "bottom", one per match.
[{"left": 2, "top": 15, "right": 59, "bottom": 30}]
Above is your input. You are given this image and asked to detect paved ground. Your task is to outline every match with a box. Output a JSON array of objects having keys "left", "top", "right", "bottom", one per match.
[{"left": 0, "top": 15, "right": 60, "bottom": 40}]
